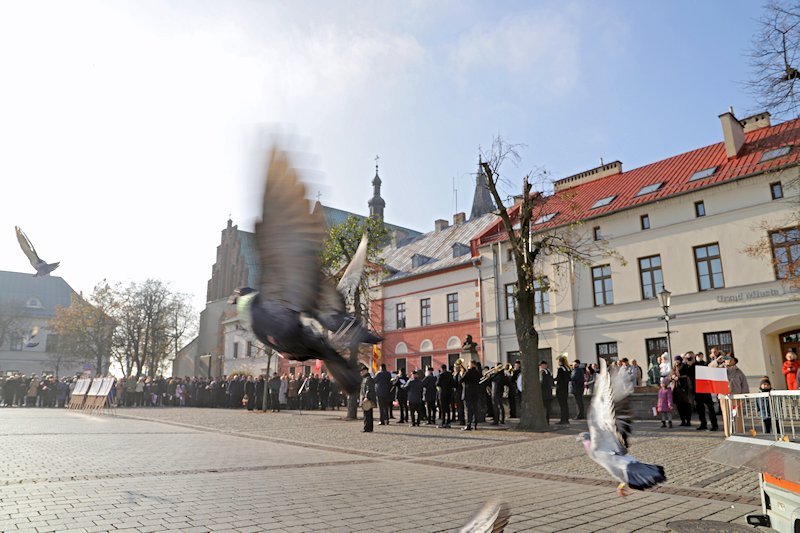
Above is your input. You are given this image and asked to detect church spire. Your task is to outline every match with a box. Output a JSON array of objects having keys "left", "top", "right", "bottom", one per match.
[
  {"left": 470, "top": 153, "right": 494, "bottom": 219},
  {"left": 368, "top": 154, "right": 385, "bottom": 220}
]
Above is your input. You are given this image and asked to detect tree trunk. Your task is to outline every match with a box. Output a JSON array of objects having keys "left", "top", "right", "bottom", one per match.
[
  {"left": 345, "top": 289, "right": 362, "bottom": 420},
  {"left": 515, "top": 275, "right": 548, "bottom": 431}
]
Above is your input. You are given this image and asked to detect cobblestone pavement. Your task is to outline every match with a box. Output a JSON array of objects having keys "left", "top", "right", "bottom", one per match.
[{"left": 0, "top": 408, "right": 765, "bottom": 532}]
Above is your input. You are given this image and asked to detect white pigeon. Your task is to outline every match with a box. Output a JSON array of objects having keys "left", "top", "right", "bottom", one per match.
[
  {"left": 578, "top": 358, "right": 666, "bottom": 496},
  {"left": 460, "top": 500, "right": 510, "bottom": 533}
]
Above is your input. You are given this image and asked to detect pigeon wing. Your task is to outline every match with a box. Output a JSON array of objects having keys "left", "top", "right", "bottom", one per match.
[
  {"left": 459, "top": 500, "right": 511, "bottom": 533},
  {"left": 336, "top": 231, "right": 368, "bottom": 302},
  {"left": 588, "top": 358, "right": 628, "bottom": 456},
  {"left": 255, "top": 148, "right": 327, "bottom": 313},
  {"left": 15, "top": 226, "right": 42, "bottom": 268}
]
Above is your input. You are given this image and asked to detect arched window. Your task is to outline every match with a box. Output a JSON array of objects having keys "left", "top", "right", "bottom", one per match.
[
  {"left": 446, "top": 336, "right": 461, "bottom": 350},
  {"left": 394, "top": 342, "right": 408, "bottom": 355},
  {"left": 419, "top": 339, "right": 433, "bottom": 352},
  {"left": 26, "top": 298, "right": 43, "bottom": 309}
]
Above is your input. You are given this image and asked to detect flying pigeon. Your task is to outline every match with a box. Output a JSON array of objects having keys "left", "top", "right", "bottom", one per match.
[
  {"left": 579, "top": 358, "right": 666, "bottom": 496},
  {"left": 15, "top": 226, "right": 60, "bottom": 277},
  {"left": 24, "top": 326, "right": 40, "bottom": 349},
  {"left": 460, "top": 500, "right": 511, "bottom": 533},
  {"left": 229, "top": 148, "right": 377, "bottom": 394}
]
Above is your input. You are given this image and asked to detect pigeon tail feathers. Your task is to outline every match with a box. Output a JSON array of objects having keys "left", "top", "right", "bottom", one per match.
[
  {"left": 322, "top": 357, "right": 361, "bottom": 394},
  {"left": 626, "top": 461, "right": 666, "bottom": 490}
]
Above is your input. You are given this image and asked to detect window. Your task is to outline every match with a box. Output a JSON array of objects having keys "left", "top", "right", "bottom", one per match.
[
  {"left": 645, "top": 338, "right": 668, "bottom": 367},
  {"left": 640, "top": 214, "right": 650, "bottom": 230},
  {"left": 303, "top": 365, "right": 311, "bottom": 375},
  {"left": 538, "top": 348, "right": 552, "bottom": 364},
  {"left": 421, "top": 355, "right": 432, "bottom": 371},
  {"left": 591, "top": 195, "right": 617, "bottom": 209},
  {"left": 507, "top": 351, "right": 520, "bottom": 364},
  {"left": 233, "top": 342, "right": 239, "bottom": 359},
  {"left": 638, "top": 255, "right": 664, "bottom": 300},
  {"left": 246, "top": 341, "right": 252, "bottom": 357},
  {"left": 694, "top": 200, "right": 705, "bottom": 217},
  {"left": 447, "top": 353, "right": 459, "bottom": 368},
  {"left": 46, "top": 334, "right": 59, "bottom": 352},
  {"left": 25, "top": 298, "right": 43, "bottom": 309},
  {"left": 420, "top": 298, "right": 431, "bottom": 326},
  {"left": 760, "top": 146, "right": 791, "bottom": 163},
  {"left": 9, "top": 333, "right": 22, "bottom": 351},
  {"left": 411, "top": 254, "right": 434, "bottom": 268},
  {"left": 593, "top": 226, "right": 601, "bottom": 241},
  {"left": 592, "top": 265, "right": 613, "bottom": 306},
  {"left": 396, "top": 358, "right": 407, "bottom": 373},
  {"left": 534, "top": 212, "right": 558, "bottom": 224},
  {"left": 596, "top": 342, "right": 619, "bottom": 364},
  {"left": 771, "top": 181, "right": 784, "bottom": 200},
  {"left": 289, "top": 367, "right": 296, "bottom": 376},
  {"left": 506, "top": 248, "right": 514, "bottom": 263},
  {"left": 534, "top": 278, "right": 550, "bottom": 314},
  {"left": 694, "top": 243, "right": 725, "bottom": 291},
  {"left": 689, "top": 167, "right": 717, "bottom": 182},
  {"left": 452, "top": 243, "right": 470, "bottom": 258},
  {"left": 447, "top": 293, "right": 459, "bottom": 322},
  {"left": 635, "top": 182, "right": 663, "bottom": 196},
  {"left": 704, "top": 331, "right": 733, "bottom": 355},
  {"left": 770, "top": 226, "right": 800, "bottom": 279},
  {"left": 505, "top": 284, "right": 516, "bottom": 319},
  {"left": 395, "top": 303, "right": 406, "bottom": 329}
]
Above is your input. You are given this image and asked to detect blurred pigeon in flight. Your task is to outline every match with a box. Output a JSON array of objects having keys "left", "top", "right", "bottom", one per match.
[
  {"left": 230, "top": 148, "right": 378, "bottom": 394},
  {"left": 15, "top": 226, "right": 60, "bottom": 276},
  {"left": 578, "top": 358, "right": 666, "bottom": 496},
  {"left": 24, "top": 326, "right": 40, "bottom": 349},
  {"left": 460, "top": 500, "right": 510, "bottom": 533}
]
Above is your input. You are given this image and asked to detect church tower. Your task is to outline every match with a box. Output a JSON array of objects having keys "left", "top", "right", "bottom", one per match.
[
  {"left": 368, "top": 156, "right": 386, "bottom": 220},
  {"left": 470, "top": 155, "right": 495, "bottom": 220}
]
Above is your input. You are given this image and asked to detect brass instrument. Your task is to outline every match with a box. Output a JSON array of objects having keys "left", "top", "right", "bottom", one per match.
[
  {"left": 479, "top": 363, "right": 505, "bottom": 385},
  {"left": 454, "top": 358, "right": 466, "bottom": 376}
]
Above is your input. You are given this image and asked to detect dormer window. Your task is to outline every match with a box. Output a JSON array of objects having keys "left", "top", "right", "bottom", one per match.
[
  {"left": 452, "top": 243, "right": 470, "bottom": 258},
  {"left": 635, "top": 182, "right": 663, "bottom": 196},
  {"left": 591, "top": 196, "right": 616, "bottom": 209},
  {"left": 534, "top": 212, "right": 558, "bottom": 225},
  {"left": 411, "top": 254, "right": 435, "bottom": 268},
  {"left": 760, "top": 146, "right": 791, "bottom": 163},
  {"left": 26, "top": 298, "right": 43, "bottom": 309},
  {"left": 689, "top": 167, "right": 717, "bottom": 182}
]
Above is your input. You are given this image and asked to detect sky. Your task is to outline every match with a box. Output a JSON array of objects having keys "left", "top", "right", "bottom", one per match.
[{"left": 0, "top": 0, "right": 768, "bottom": 315}]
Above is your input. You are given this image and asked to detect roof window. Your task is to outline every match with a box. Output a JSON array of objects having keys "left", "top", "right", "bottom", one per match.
[
  {"left": 411, "top": 254, "right": 435, "bottom": 268},
  {"left": 534, "top": 212, "right": 558, "bottom": 225},
  {"left": 590, "top": 196, "right": 616, "bottom": 209},
  {"left": 759, "top": 146, "right": 791, "bottom": 163},
  {"left": 635, "top": 182, "right": 663, "bottom": 196},
  {"left": 26, "top": 298, "right": 43, "bottom": 309},
  {"left": 688, "top": 167, "right": 717, "bottom": 182},
  {"left": 452, "top": 243, "right": 470, "bottom": 258}
]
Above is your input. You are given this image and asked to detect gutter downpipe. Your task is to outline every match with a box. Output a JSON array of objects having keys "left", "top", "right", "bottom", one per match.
[
  {"left": 472, "top": 257, "right": 484, "bottom": 362},
  {"left": 494, "top": 241, "right": 502, "bottom": 365}
]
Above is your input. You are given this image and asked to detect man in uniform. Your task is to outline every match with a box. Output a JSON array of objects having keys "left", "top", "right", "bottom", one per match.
[
  {"left": 359, "top": 364, "right": 375, "bottom": 433},
  {"left": 462, "top": 360, "right": 481, "bottom": 431}
]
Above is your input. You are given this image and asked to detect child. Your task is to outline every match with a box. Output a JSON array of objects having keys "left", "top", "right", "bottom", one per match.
[
  {"left": 657, "top": 378, "right": 673, "bottom": 428},
  {"left": 756, "top": 376, "right": 775, "bottom": 434}
]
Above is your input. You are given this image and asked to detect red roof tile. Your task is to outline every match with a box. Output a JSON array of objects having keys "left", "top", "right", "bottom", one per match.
[{"left": 474, "top": 117, "right": 800, "bottom": 247}]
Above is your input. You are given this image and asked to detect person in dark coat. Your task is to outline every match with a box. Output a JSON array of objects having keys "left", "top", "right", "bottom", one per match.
[
  {"left": 392, "top": 368, "right": 409, "bottom": 423},
  {"left": 307, "top": 374, "right": 319, "bottom": 410},
  {"left": 555, "top": 355, "right": 571, "bottom": 424},
  {"left": 421, "top": 368, "right": 438, "bottom": 424},
  {"left": 436, "top": 364, "right": 455, "bottom": 428},
  {"left": 373, "top": 364, "right": 393, "bottom": 425},
  {"left": 490, "top": 368, "right": 507, "bottom": 425},
  {"left": 359, "top": 364, "right": 375, "bottom": 433},
  {"left": 570, "top": 360, "right": 586, "bottom": 419},
  {"left": 454, "top": 363, "right": 466, "bottom": 425},
  {"left": 244, "top": 376, "right": 256, "bottom": 411},
  {"left": 462, "top": 360, "right": 481, "bottom": 430},
  {"left": 255, "top": 375, "right": 265, "bottom": 411},
  {"left": 318, "top": 374, "right": 331, "bottom": 410},
  {"left": 268, "top": 373, "right": 281, "bottom": 412},
  {"left": 509, "top": 360, "right": 521, "bottom": 418},
  {"left": 687, "top": 351, "right": 718, "bottom": 431},
  {"left": 403, "top": 370, "right": 424, "bottom": 426},
  {"left": 539, "top": 360, "right": 553, "bottom": 422}
]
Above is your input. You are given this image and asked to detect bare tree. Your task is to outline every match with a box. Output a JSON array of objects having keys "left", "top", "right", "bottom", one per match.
[
  {"left": 749, "top": 1, "right": 800, "bottom": 118},
  {"left": 0, "top": 301, "right": 25, "bottom": 351},
  {"left": 481, "top": 136, "right": 618, "bottom": 431}
]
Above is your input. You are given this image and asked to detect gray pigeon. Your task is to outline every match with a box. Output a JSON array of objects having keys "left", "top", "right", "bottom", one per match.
[
  {"left": 15, "top": 226, "right": 60, "bottom": 276},
  {"left": 578, "top": 358, "right": 666, "bottom": 496},
  {"left": 229, "top": 148, "right": 371, "bottom": 394},
  {"left": 460, "top": 500, "right": 510, "bottom": 533}
]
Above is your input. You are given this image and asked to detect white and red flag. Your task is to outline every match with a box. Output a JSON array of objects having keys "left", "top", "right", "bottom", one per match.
[{"left": 695, "top": 366, "right": 729, "bottom": 394}]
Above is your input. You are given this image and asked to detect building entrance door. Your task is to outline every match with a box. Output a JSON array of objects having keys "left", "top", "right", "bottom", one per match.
[
  {"left": 779, "top": 329, "right": 800, "bottom": 359},
  {"left": 645, "top": 337, "right": 668, "bottom": 385}
]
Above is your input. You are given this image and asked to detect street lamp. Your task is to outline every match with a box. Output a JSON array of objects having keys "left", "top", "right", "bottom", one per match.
[{"left": 658, "top": 287, "right": 673, "bottom": 362}]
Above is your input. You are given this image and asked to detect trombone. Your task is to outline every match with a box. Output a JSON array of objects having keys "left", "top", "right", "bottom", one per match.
[{"left": 479, "top": 363, "right": 510, "bottom": 384}]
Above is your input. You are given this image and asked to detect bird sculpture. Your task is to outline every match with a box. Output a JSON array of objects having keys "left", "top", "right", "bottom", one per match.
[
  {"left": 578, "top": 358, "right": 666, "bottom": 496},
  {"left": 460, "top": 500, "right": 511, "bottom": 533},
  {"left": 15, "top": 226, "right": 60, "bottom": 276},
  {"left": 229, "top": 148, "right": 380, "bottom": 394}
]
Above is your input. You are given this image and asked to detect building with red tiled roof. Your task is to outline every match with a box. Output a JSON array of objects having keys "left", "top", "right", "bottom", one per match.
[{"left": 473, "top": 110, "right": 800, "bottom": 390}]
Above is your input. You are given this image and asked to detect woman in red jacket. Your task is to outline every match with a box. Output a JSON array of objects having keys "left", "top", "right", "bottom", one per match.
[{"left": 782, "top": 351, "right": 798, "bottom": 390}]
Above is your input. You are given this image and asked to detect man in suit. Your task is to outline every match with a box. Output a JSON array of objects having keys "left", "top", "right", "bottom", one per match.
[
  {"left": 555, "top": 356, "right": 571, "bottom": 424},
  {"left": 490, "top": 367, "right": 507, "bottom": 425},
  {"left": 462, "top": 360, "right": 482, "bottom": 431},
  {"left": 539, "top": 360, "right": 553, "bottom": 423},
  {"left": 373, "top": 364, "right": 393, "bottom": 425},
  {"left": 436, "top": 364, "right": 455, "bottom": 428},
  {"left": 318, "top": 374, "right": 331, "bottom": 410},
  {"left": 392, "top": 368, "right": 409, "bottom": 423},
  {"left": 403, "top": 370, "right": 425, "bottom": 426},
  {"left": 687, "top": 351, "right": 718, "bottom": 431},
  {"left": 359, "top": 364, "right": 375, "bottom": 433},
  {"left": 453, "top": 363, "right": 466, "bottom": 425},
  {"left": 571, "top": 360, "right": 586, "bottom": 419},
  {"left": 509, "top": 360, "right": 521, "bottom": 418},
  {"left": 422, "top": 367, "right": 438, "bottom": 425}
]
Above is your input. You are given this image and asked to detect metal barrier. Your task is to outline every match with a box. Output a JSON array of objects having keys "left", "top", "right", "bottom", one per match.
[{"left": 724, "top": 390, "right": 800, "bottom": 441}]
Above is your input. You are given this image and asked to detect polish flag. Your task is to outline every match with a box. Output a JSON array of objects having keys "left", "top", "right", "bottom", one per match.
[{"left": 695, "top": 366, "right": 729, "bottom": 394}]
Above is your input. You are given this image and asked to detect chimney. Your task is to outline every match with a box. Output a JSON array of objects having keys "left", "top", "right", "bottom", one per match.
[
  {"left": 719, "top": 108, "right": 745, "bottom": 158},
  {"left": 453, "top": 212, "right": 466, "bottom": 225},
  {"left": 740, "top": 111, "right": 771, "bottom": 133},
  {"left": 513, "top": 194, "right": 524, "bottom": 205},
  {"left": 390, "top": 230, "right": 397, "bottom": 249},
  {"left": 553, "top": 161, "right": 622, "bottom": 192},
  {"left": 434, "top": 219, "right": 449, "bottom": 232}
]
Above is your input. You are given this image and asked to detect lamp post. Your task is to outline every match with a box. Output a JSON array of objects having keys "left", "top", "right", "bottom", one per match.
[{"left": 659, "top": 287, "right": 673, "bottom": 360}]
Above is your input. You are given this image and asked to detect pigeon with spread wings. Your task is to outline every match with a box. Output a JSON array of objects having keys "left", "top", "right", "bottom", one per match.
[
  {"left": 229, "top": 148, "right": 372, "bottom": 394},
  {"left": 15, "top": 226, "right": 60, "bottom": 277},
  {"left": 578, "top": 358, "right": 666, "bottom": 496}
]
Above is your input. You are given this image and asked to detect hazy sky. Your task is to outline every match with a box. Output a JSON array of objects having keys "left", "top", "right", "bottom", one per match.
[{"left": 0, "top": 0, "right": 765, "bottom": 314}]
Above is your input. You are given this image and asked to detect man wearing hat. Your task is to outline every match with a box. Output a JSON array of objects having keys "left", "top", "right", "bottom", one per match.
[
  {"left": 359, "top": 364, "right": 376, "bottom": 433},
  {"left": 539, "top": 360, "right": 553, "bottom": 422}
]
